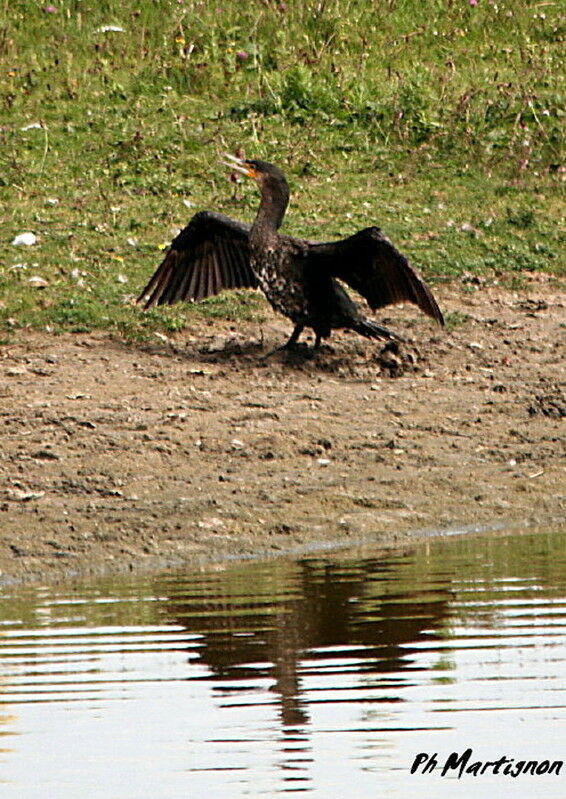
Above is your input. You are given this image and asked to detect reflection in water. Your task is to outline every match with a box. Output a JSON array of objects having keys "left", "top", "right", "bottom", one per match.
[
  {"left": 0, "top": 529, "right": 565, "bottom": 798},
  {"left": 160, "top": 556, "right": 451, "bottom": 730}
]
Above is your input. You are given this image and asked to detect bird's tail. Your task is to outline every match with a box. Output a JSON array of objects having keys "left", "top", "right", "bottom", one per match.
[{"left": 353, "top": 316, "right": 405, "bottom": 343}]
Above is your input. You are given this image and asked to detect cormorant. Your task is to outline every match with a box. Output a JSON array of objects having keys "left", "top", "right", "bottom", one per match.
[{"left": 137, "top": 155, "right": 444, "bottom": 351}]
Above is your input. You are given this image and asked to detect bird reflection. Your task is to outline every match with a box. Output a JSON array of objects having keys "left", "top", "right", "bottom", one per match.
[{"left": 155, "top": 553, "right": 452, "bottom": 783}]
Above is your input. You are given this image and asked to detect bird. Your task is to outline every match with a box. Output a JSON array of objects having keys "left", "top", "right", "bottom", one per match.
[{"left": 137, "top": 154, "right": 444, "bottom": 353}]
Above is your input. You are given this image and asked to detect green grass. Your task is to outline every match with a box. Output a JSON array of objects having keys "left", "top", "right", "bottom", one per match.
[{"left": 1, "top": 0, "right": 564, "bottom": 339}]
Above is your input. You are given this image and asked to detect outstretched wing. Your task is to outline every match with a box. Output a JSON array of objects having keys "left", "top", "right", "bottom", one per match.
[
  {"left": 137, "top": 210, "right": 256, "bottom": 309},
  {"left": 309, "top": 227, "right": 444, "bottom": 325}
]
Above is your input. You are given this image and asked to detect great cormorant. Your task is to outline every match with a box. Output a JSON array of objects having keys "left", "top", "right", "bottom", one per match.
[{"left": 137, "top": 155, "right": 444, "bottom": 351}]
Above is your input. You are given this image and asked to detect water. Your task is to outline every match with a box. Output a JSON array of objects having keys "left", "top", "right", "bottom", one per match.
[{"left": 0, "top": 529, "right": 565, "bottom": 798}]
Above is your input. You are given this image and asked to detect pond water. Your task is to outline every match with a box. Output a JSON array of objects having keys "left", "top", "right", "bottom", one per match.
[{"left": 0, "top": 528, "right": 565, "bottom": 798}]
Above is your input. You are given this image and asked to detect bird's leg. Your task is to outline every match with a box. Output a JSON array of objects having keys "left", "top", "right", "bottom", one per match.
[
  {"left": 283, "top": 324, "right": 304, "bottom": 348},
  {"left": 262, "top": 324, "right": 304, "bottom": 358},
  {"left": 313, "top": 332, "right": 323, "bottom": 351}
]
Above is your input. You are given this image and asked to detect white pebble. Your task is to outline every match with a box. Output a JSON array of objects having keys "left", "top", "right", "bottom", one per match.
[
  {"left": 11, "top": 232, "right": 37, "bottom": 246},
  {"left": 28, "top": 276, "right": 49, "bottom": 287}
]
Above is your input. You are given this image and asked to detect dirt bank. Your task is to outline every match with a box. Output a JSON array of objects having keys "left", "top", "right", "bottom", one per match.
[{"left": 0, "top": 275, "right": 564, "bottom": 584}]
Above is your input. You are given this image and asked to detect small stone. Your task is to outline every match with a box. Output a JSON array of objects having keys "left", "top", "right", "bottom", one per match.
[
  {"left": 8, "top": 489, "right": 45, "bottom": 502},
  {"left": 28, "top": 276, "right": 49, "bottom": 287},
  {"left": 12, "top": 232, "right": 37, "bottom": 246},
  {"left": 198, "top": 517, "right": 225, "bottom": 530},
  {"left": 31, "top": 450, "right": 60, "bottom": 460}
]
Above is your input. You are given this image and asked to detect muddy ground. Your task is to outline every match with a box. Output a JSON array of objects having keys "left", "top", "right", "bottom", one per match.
[{"left": 0, "top": 275, "right": 564, "bottom": 584}]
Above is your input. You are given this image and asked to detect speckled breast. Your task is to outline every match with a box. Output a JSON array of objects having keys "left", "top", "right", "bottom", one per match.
[{"left": 251, "top": 247, "right": 309, "bottom": 324}]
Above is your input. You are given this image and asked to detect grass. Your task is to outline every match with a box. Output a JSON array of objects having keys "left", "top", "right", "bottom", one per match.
[{"left": 1, "top": 0, "right": 564, "bottom": 340}]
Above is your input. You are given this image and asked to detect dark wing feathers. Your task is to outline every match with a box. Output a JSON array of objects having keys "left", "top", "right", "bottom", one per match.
[
  {"left": 139, "top": 209, "right": 443, "bottom": 328},
  {"left": 137, "top": 210, "right": 256, "bottom": 309},
  {"left": 309, "top": 227, "right": 444, "bottom": 325}
]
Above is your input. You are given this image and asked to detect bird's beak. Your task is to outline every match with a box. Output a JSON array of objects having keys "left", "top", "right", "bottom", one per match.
[{"left": 222, "top": 152, "right": 257, "bottom": 178}]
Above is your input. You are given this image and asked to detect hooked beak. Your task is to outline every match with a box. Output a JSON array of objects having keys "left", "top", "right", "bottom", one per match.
[{"left": 221, "top": 152, "right": 256, "bottom": 177}]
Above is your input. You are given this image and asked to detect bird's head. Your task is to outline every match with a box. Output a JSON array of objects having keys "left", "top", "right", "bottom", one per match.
[
  {"left": 223, "top": 154, "right": 288, "bottom": 194},
  {"left": 222, "top": 154, "right": 290, "bottom": 229}
]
